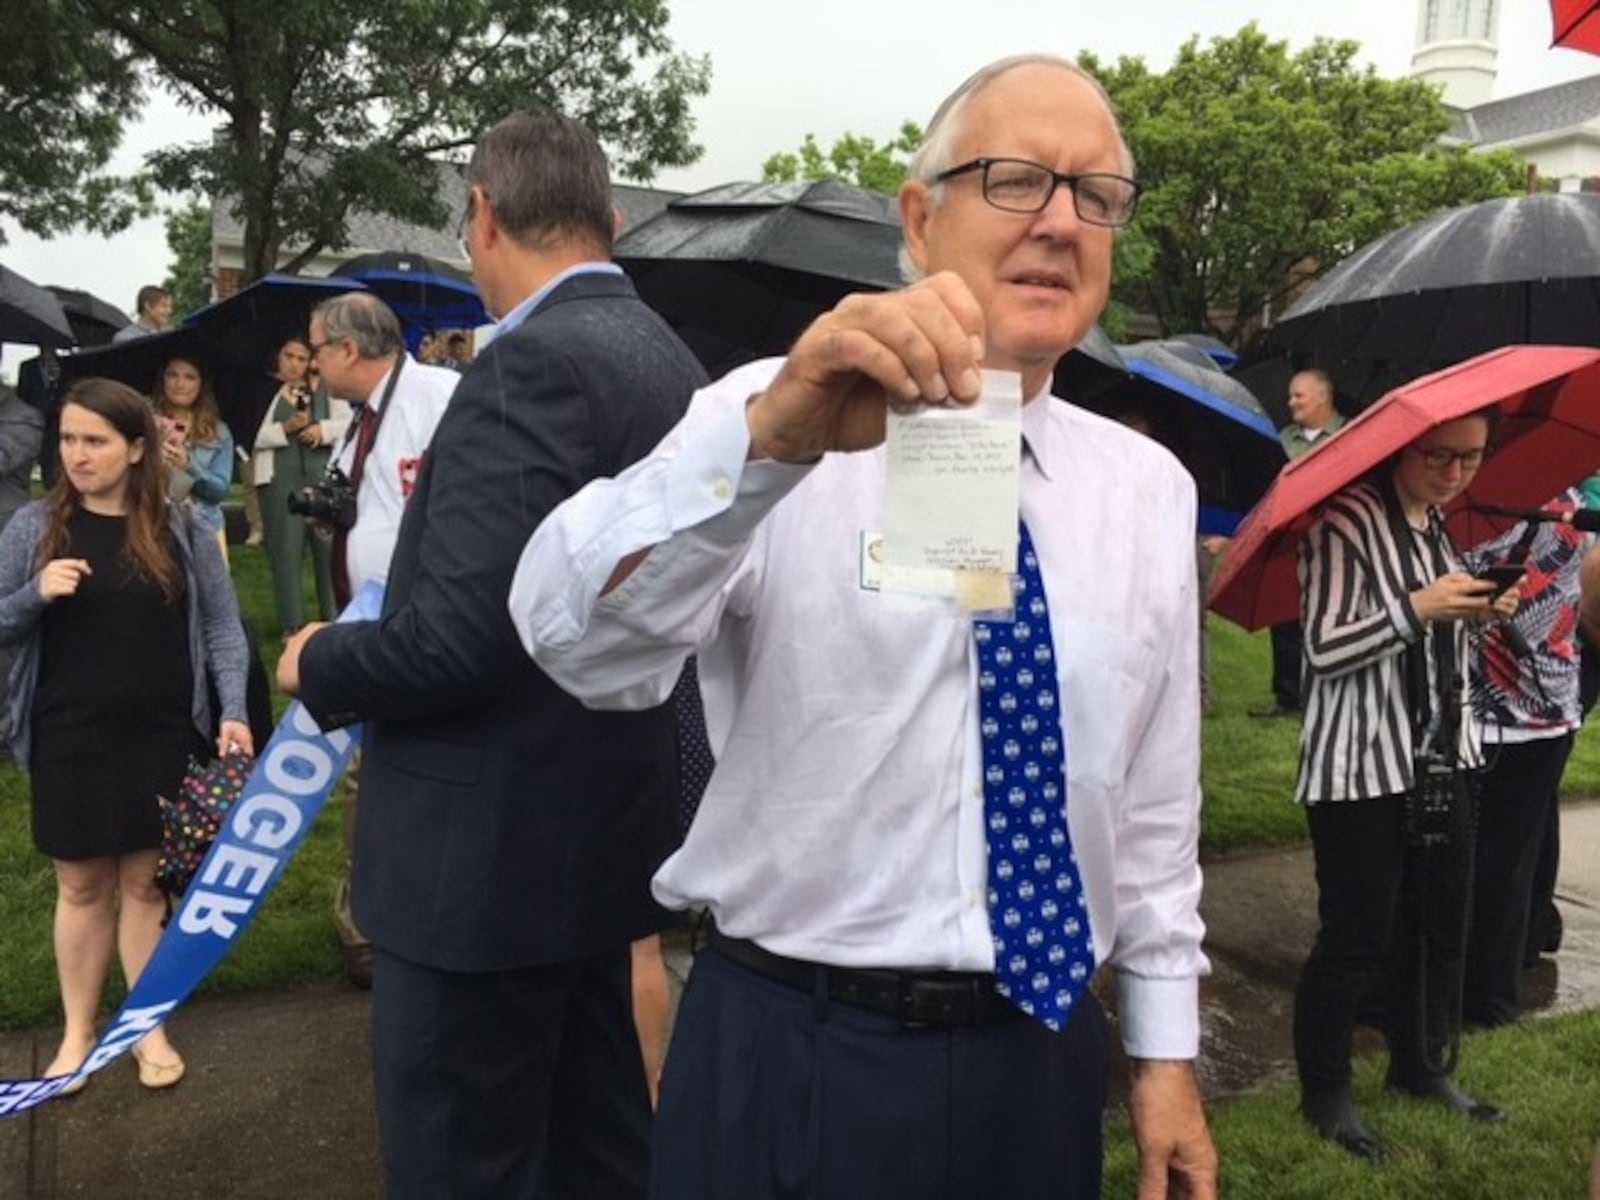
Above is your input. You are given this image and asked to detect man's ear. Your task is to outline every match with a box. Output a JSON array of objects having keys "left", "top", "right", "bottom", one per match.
[{"left": 900, "top": 180, "right": 939, "bottom": 278}]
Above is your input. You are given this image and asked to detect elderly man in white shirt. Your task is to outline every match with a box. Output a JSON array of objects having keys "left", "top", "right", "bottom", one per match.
[{"left": 511, "top": 55, "right": 1215, "bottom": 1200}]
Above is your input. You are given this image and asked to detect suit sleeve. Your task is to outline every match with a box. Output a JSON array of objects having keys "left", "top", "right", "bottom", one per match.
[{"left": 300, "top": 342, "right": 600, "bottom": 724}]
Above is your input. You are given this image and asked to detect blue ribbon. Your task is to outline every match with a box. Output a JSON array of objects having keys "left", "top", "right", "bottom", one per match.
[{"left": 0, "top": 584, "right": 381, "bottom": 1116}]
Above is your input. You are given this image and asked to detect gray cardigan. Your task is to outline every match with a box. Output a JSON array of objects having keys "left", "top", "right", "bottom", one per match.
[{"left": 0, "top": 501, "right": 249, "bottom": 769}]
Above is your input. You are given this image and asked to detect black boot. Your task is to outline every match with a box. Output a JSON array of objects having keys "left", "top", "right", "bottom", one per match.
[
  {"left": 1301, "top": 1087, "right": 1387, "bottom": 1163},
  {"left": 1385, "top": 1068, "right": 1505, "bottom": 1123}
]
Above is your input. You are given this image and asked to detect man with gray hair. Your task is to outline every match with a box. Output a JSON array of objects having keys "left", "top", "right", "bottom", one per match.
[
  {"left": 280, "top": 110, "right": 706, "bottom": 1197},
  {"left": 510, "top": 55, "right": 1216, "bottom": 1198},
  {"left": 306, "top": 291, "right": 457, "bottom": 989}
]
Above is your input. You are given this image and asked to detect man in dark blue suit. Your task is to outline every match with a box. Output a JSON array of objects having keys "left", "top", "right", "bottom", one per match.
[{"left": 278, "top": 110, "right": 707, "bottom": 1199}]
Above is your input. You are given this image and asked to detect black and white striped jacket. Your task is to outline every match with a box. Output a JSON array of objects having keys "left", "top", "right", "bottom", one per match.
[{"left": 1294, "top": 481, "right": 1482, "bottom": 805}]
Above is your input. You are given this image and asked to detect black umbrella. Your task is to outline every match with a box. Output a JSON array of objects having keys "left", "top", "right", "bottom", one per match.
[
  {"left": 0, "top": 266, "right": 74, "bottom": 348},
  {"left": 1053, "top": 325, "right": 1131, "bottom": 404},
  {"left": 184, "top": 273, "right": 370, "bottom": 374},
  {"left": 46, "top": 285, "right": 130, "bottom": 348},
  {"left": 333, "top": 251, "right": 486, "bottom": 338},
  {"left": 57, "top": 326, "right": 268, "bottom": 442},
  {"left": 1254, "top": 192, "right": 1600, "bottom": 408},
  {"left": 615, "top": 179, "right": 905, "bottom": 374},
  {"left": 1067, "top": 339, "right": 1283, "bottom": 531}
]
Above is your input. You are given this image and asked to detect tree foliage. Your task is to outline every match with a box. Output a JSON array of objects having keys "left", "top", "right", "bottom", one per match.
[
  {"left": 163, "top": 199, "right": 213, "bottom": 318},
  {"left": 0, "top": 0, "right": 149, "bottom": 244},
  {"left": 1082, "top": 25, "right": 1527, "bottom": 348},
  {"left": 762, "top": 123, "right": 923, "bottom": 194},
  {"left": 64, "top": 0, "right": 710, "bottom": 282}
]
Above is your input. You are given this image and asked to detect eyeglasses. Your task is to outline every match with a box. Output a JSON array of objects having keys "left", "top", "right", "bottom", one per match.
[
  {"left": 1411, "top": 444, "right": 1486, "bottom": 471},
  {"left": 456, "top": 191, "right": 478, "bottom": 261},
  {"left": 932, "top": 158, "right": 1141, "bottom": 227},
  {"left": 308, "top": 340, "right": 333, "bottom": 357}
]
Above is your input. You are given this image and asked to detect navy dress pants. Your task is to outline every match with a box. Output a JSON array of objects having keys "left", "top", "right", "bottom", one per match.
[
  {"left": 371, "top": 944, "right": 651, "bottom": 1200},
  {"left": 652, "top": 945, "right": 1111, "bottom": 1200}
]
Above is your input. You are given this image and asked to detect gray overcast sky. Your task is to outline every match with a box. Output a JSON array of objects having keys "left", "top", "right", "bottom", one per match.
[{"left": 2, "top": 0, "right": 1593, "bottom": 376}]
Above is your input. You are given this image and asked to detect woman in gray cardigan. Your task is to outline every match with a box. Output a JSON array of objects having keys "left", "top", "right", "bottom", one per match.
[{"left": 0, "top": 379, "right": 252, "bottom": 1095}]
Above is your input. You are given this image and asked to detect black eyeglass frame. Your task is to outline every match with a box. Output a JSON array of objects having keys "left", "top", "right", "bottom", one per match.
[
  {"left": 932, "top": 157, "right": 1142, "bottom": 227},
  {"left": 1408, "top": 444, "right": 1488, "bottom": 472}
]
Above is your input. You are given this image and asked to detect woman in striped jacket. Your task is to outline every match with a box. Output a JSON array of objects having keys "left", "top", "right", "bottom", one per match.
[{"left": 1292, "top": 412, "right": 1520, "bottom": 1163}]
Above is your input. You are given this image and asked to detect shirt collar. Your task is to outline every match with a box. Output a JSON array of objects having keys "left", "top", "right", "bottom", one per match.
[
  {"left": 495, "top": 262, "right": 624, "bottom": 337},
  {"left": 1020, "top": 382, "right": 1057, "bottom": 481}
]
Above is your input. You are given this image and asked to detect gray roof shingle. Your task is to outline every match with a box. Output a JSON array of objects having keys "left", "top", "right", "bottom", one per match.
[{"left": 1447, "top": 73, "right": 1600, "bottom": 147}]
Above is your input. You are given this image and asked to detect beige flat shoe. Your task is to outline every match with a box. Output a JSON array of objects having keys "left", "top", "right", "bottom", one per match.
[
  {"left": 131, "top": 1047, "right": 185, "bottom": 1090},
  {"left": 43, "top": 1051, "right": 91, "bottom": 1097}
]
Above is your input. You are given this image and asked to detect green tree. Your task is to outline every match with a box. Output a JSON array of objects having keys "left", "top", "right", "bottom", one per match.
[
  {"left": 68, "top": 0, "right": 710, "bottom": 282},
  {"left": 0, "top": 0, "right": 149, "bottom": 244},
  {"left": 759, "top": 123, "right": 1152, "bottom": 339},
  {"left": 163, "top": 199, "right": 213, "bottom": 319},
  {"left": 1082, "top": 25, "right": 1527, "bottom": 348},
  {"left": 762, "top": 123, "right": 923, "bottom": 194}
]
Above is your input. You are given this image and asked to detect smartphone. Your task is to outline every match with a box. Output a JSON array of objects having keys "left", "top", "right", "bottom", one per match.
[{"left": 1473, "top": 562, "right": 1525, "bottom": 599}]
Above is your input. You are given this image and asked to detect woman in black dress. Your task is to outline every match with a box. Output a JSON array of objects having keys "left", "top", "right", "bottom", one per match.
[{"left": 0, "top": 379, "right": 253, "bottom": 1093}]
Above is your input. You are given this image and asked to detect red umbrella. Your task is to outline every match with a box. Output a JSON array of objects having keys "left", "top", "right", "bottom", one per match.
[
  {"left": 1553, "top": 0, "right": 1600, "bottom": 52},
  {"left": 1209, "top": 345, "right": 1600, "bottom": 630}
]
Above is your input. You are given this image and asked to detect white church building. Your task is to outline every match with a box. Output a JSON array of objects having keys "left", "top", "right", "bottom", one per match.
[{"left": 1413, "top": 0, "right": 1600, "bottom": 191}]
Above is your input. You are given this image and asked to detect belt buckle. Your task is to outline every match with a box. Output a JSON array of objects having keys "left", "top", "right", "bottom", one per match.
[{"left": 898, "top": 975, "right": 979, "bottom": 1029}]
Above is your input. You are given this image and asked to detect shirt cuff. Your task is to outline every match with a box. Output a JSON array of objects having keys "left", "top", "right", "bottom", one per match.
[
  {"left": 1114, "top": 972, "right": 1200, "bottom": 1060},
  {"left": 660, "top": 401, "right": 813, "bottom": 547}
]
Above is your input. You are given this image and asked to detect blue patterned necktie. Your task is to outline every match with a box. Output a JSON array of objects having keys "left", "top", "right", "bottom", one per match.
[{"left": 974, "top": 520, "right": 1095, "bottom": 1031}]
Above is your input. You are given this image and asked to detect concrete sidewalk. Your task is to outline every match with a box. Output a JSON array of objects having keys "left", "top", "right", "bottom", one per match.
[{"left": 5, "top": 801, "right": 1600, "bottom": 1198}]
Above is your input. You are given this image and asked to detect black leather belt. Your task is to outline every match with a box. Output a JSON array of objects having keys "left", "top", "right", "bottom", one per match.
[{"left": 707, "top": 929, "right": 1020, "bottom": 1028}]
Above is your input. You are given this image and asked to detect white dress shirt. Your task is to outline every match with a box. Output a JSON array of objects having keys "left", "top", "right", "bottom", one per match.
[
  {"left": 510, "top": 359, "right": 1209, "bottom": 1059},
  {"left": 333, "top": 355, "right": 458, "bottom": 593}
]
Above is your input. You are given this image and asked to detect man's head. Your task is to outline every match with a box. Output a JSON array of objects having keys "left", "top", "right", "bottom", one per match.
[
  {"left": 459, "top": 110, "right": 614, "bottom": 320},
  {"left": 310, "top": 293, "right": 405, "bottom": 402},
  {"left": 1286, "top": 369, "right": 1336, "bottom": 432},
  {"left": 447, "top": 332, "right": 470, "bottom": 362},
  {"left": 135, "top": 285, "right": 173, "bottom": 329},
  {"left": 898, "top": 56, "right": 1136, "bottom": 394}
]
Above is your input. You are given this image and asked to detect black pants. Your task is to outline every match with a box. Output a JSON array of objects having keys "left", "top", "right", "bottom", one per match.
[
  {"left": 1294, "top": 788, "right": 1476, "bottom": 1095},
  {"left": 1465, "top": 734, "right": 1573, "bottom": 1025},
  {"left": 653, "top": 946, "right": 1110, "bottom": 1199},
  {"left": 371, "top": 944, "right": 651, "bottom": 1200},
  {"left": 1269, "top": 621, "right": 1304, "bottom": 709}
]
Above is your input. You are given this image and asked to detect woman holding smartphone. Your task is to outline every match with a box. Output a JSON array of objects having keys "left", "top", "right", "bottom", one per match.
[
  {"left": 251, "top": 337, "right": 349, "bottom": 633},
  {"left": 0, "top": 379, "right": 253, "bottom": 1093},
  {"left": 152, "top": 355, "right": 235, "bottom": 561},
  {"left": 1292, "top": 412, "right": 1519, "bottom": 1162}
]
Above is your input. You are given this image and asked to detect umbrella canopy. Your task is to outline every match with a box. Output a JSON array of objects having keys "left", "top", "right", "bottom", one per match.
[
  {"left": 1254, "top": 192, "right": 1600, "bottom": 408},
  {"left": 0, "top": 266, "right": 74, "bottom": 349},
  {"left": 58, "top": 325, "right": 268, "bottom": 442},
  {"left": 333, "top": 251, "right": 486, "bottom": 338},
  {"left": 1067, "top": 340, "right": 1282, "bottom": 532},
  {"left": 1053, "top": 325, "right": 1131, "bottom": 404},
  {"left": 46, "top": 285, "right": 130, "bottom": 348},
  {"left": 615, "top": 179, "right": 904, "bottom": 374},
  {"left": 1553, "top": 0, "right": 1600, "bottom": 52},
  {"left": 185, "top": 273, "right": 370, "bottom": 374},
  {"left": 1209, "top": 345, "right": 1600, "bottom": 630},
  {"left": 1169, "top": 332, "right": 1239, "bottom": 370}
]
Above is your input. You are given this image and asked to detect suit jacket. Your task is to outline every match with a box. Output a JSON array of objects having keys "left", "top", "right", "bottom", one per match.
[{"left": 299, "top": 271, "right": 708, "bottom": 972}]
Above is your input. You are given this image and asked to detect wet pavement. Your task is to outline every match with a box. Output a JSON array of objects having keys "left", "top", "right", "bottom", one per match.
[{"left": 3, "top": 800, "right": 1599, "bottom": 1197}]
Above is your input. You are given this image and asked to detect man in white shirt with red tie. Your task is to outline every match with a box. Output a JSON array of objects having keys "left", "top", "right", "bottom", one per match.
[{"left": 510, "top": 55, "right": 1216, "bottom": 1199}]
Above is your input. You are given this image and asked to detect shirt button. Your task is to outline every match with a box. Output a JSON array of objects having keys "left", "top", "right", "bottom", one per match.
[
  {"left": 965, "top": 891, "right": 980, "bottom": 909},
  {"left": 711, "top": 478, "right": 732, "bottom": 501}
]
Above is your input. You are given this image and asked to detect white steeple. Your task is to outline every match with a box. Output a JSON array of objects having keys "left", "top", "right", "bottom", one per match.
[{"left": 1411, "top": 0, "right": 1502, "bottom": 108}]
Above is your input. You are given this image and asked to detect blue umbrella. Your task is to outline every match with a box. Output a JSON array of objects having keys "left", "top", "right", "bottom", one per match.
[{"left": 334, "top": 251, "right": 486, "bottom": 345}]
